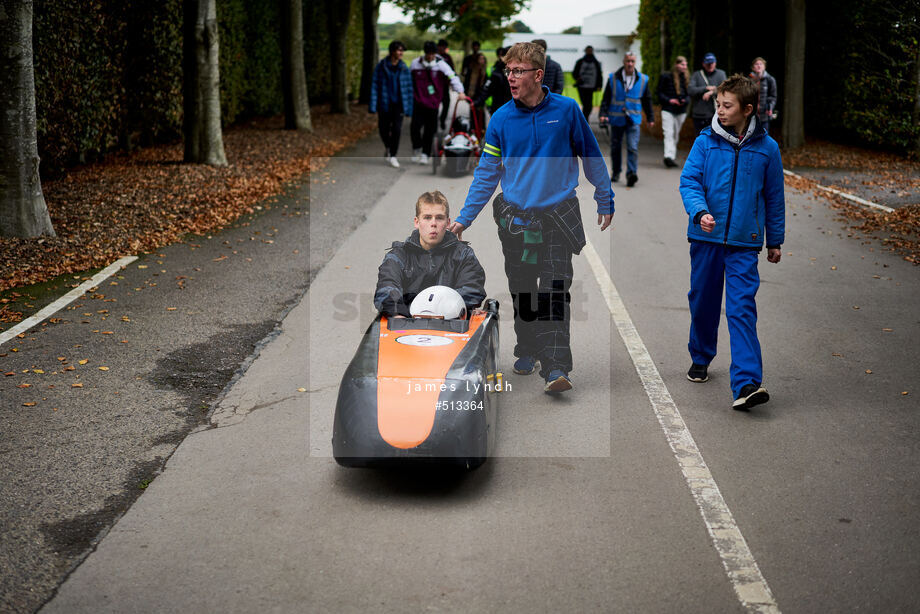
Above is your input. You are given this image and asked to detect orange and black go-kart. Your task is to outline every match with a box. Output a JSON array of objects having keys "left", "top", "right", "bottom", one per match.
[{"left": 332, "top": 299, "right": 502, "bottom": 470}]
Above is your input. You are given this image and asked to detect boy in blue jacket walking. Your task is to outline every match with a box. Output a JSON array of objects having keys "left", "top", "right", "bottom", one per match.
[{"left": 678, "top": 74, "right": 785, "bottom": 410}]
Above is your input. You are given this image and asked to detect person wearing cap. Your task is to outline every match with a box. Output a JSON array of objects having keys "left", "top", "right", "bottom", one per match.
[
  {"left": 375, "top": 190, "right": 485, "bottom": 319},
  {"left": 449, "top": 42, "right": 615, "bottom": 394},
  {"left": 409, "top": 41, "right": 464, "bottom": 165},
  {"left": 532, "top": 39, "right": 564, "bottom": 94},
  {"left": 369, "top": 40, "right": 413, "bottom": 168},
  {"left": 689, "top": 52, "right": 727, "bottom": 135},
  {"left": 598, "top": 52, "right": 655, "bottom": 187},
  {"left": 573, "top": 46, "right": 603, "bottom": 120}
]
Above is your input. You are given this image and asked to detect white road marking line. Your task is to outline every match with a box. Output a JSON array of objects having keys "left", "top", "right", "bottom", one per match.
[
  {"left": 583, "top": 239, "right": 781, "bottom": 614},
  {"left": 0, "top": 256, "right": 138, "bottom": 347},
  {"left": 783, "top": 169, "right": 894, "bottom": 213}
]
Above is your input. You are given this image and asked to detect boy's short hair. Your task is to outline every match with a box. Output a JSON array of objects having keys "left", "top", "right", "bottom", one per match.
[
  {"left": 388, "top": 40, "right": 405, "bottom": 53},
  {"left": 752, "top": 56, "right": 767, "bottom": 67},
  {"left": 437, "top": 39, "right": 449, "bottom": 47},
  {"left": 531, "top": 38, "right": 548, "bottom": 51},
  {"left": 502, "top": 42, "right": 545, "bottom": 71},
  {"left": 717, "top": 74, "right": 759, "bottom": 111},
  {"left": 415, "top": 190, "right": 450, "bottom": 217}
]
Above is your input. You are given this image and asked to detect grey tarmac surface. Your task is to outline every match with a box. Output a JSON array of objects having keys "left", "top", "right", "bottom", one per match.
[
  {"left": 12, "top": 128, "right": 920, "bottom": 612},
  {"left": 0, "top": 133, "right": 395, "bottom": 612}
]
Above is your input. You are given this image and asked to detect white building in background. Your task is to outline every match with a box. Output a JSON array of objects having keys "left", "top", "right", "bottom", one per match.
[{"left": 503, "top": 4, "right": 642, "bottom": 75}]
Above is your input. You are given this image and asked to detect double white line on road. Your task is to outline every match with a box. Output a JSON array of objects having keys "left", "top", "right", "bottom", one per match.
[
  {"left": 0, "top": 256, "right": 138, "bottom": 347},
  {"left": 583, "top": 239, "right": 781, "bottom": 614}
]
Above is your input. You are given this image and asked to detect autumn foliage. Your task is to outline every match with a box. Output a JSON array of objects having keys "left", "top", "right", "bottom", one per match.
[{"left": 0, "top": 106, "right": 376, "bottom": 296}]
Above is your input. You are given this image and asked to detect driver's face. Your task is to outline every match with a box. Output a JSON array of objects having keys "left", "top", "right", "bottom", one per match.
[{"left": 415, "top": 203, "right": 449, "bottom": 250}]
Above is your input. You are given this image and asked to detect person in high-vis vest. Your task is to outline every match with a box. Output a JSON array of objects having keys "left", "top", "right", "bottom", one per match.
[{"left": 599, "top": 52, "right": 654, "bottom": 187}]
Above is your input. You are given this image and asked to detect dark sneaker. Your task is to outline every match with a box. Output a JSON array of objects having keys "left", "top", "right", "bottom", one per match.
[
  {"left": 611, "top": 173, "right": 620, "bottom": 183},
  {"left": 626, "top": 172, "right": 638, "bottom": 187},
  {"left": 732, "top": 384, "right": 769, "bottom": 411},
  {"left": 513, "top": 355, "right": 538, "bottom": 375},
  {"left": 664, "top": 157, "right": 678, "bottom": 168},
  {"left": 544, "top": 370, "right": 573, "bottom": 393},
  {"left": 687, "top": 363, "right": 709, "bottom": 382}
]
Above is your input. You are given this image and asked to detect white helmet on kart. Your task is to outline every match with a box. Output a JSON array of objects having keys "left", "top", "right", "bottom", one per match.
[{"left": 409, "top": 286, "right": 467, "bottom": 320}]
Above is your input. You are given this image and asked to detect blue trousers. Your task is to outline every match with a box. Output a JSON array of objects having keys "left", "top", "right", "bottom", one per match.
[
  {"left": 688, "top": 242, "right": 763, "bottom": 396},
  {"left": 610, "top": 123, "right": 640, "bottom": 175}
]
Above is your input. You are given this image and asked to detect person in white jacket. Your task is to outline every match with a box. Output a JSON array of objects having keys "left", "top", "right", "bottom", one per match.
[{"left": 409, "top": 41, "right": 464, "bottom": 164}]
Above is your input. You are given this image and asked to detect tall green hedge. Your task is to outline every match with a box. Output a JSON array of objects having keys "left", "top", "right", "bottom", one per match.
[
  {"left": 637, "top": 0, "right": 692, "bottom": 97},
  {"left": 33, "top": 0, "right": 362, "bottom": 174},
  {"left": 304, "top": 0, "right": 364, "bottom": 104}
]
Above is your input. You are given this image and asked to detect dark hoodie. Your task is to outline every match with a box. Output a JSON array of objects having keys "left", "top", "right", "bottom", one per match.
[{"left": 374, "top": 229, "right": 486, "bottom": 317}]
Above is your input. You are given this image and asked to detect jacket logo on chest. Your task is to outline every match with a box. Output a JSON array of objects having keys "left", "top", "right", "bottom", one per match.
[{"left": 546, "top": 119, "right": 559, "bottom": 124}]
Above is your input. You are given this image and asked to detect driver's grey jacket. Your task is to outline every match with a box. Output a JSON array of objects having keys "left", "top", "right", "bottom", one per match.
[{"left": 374, "top": 229, "right": 486, "bottom": 317}]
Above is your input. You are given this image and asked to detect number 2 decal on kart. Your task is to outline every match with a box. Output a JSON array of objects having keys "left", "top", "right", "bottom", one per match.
[{"left": 395, "top": 335, "right": 454, "bottom": 347}]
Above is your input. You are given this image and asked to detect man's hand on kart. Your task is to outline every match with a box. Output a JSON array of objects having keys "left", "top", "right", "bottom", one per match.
[
  {"left": 597, "top": 213, "right": 613, "bottom": 231},
  {"left": 449, "top": 221, "right": 465, "bottom": 240}
]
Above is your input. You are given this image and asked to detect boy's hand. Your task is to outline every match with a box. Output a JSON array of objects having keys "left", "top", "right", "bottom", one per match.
[
  {"left": 597, "top": 213, "right": 613, "bottom": 231},
  {"left": 767, "top": 248, "right": 782, "bottom": 263},
  {"left": 448, "top": 221, "right": 465, "bottom": 240},
  {"left": 700, "top": 214, "right": 716, "bottom": 233}
]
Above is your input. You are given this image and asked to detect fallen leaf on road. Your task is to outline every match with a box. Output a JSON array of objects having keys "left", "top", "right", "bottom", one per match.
[
  {"left": 138, "top": 265, "right": 148, "bottom": 269},
  {"left": 213, "top": 255, "right": 227, "bottom": 262},
  {"left": 882, "top": 328, "right": 893, "bottom": 332},
  {"left": 17, "top": 383, "right": 31, "bottom": 388},
  {"left": 297, "top": 387, "right": 306, "bottom": 392},
  {"left": 63, "top": 365, "right": 75, "bottom": 371},
  {"left": 903, "top": 391, "right": 910, "bottom": 396},
  {"left": 98, "top": 366, "right": 110, "bottom": 371},
  {"left": 57, "top": 356, "right": 66, "bottom": 361},
  {"left": 166, "top": 307, "right": 177, "bottom": 311},
  {"left": 4, "top": 371, "right": 14, "bottom": 376},
  {"left": 23, "top": 402, "right": 36, "bottom": 407},
  {"left": 72, "top": 383, "right": 83, "bottom": 388},
  {"left": 831, "top": 266, "right": 838, "bottom": 270},
  {"left": 865, "top": 369, "right": 873, "bottom": 374},
  {"left": 33, "top": 369, "right": 44, "bottom": 374},
  {"left": 78, "top": 359, "right": 88, "bottom": 365},
  {"left": 852, "top": 306, "right": 860, "bottom": 310}
]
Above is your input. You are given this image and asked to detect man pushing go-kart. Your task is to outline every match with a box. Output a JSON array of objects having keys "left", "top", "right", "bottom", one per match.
[{"left": 448, "top": 42, "right": 615, "bottom": 394}]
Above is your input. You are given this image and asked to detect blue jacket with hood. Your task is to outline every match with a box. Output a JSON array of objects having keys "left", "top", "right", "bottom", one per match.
[
  {"left": 455, "top": 86, "right": 613, "bottom": 228},
  {"left": 679, "top": 116, "right": 785, "bottom": 249}
]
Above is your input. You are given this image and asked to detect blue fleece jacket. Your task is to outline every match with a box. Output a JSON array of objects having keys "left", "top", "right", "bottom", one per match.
[
  {"left": 455, "top": 86, "right": 614, "bottom": 228},
  {"left": 679, "top": 116, "right": 785, "bottom": 249}
]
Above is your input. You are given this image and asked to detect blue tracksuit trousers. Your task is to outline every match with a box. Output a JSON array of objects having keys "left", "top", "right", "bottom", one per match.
[{"left": 688, "top": 241, "right": 763, "bottom": 396}]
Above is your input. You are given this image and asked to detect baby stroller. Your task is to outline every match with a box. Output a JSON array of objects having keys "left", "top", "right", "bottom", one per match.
[{"left": 432, "top": 95, "right": 483, "bottom": 177}]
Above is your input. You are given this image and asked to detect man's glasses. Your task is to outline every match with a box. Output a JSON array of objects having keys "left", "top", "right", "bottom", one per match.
[{"left": 503, "top": 67, "right": 539, "bottom": 78}]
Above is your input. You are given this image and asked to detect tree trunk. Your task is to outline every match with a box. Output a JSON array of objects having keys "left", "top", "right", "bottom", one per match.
[
  {"left": 0, "top": 0, "right": 55, "bottom": 238},
  {"left": 660, "top": 16, "right": 668, "bottom": 73},
  {"left": 782, "top": 0, "right": 806, "bottom": 149},
  {"left": 913, "top": 42, "right": 920, "bottom": 156},
  {"left": 327, "top": 0, "right": 353, "bottom": 114},
  {"left": 183, "top": 0, "right": 228, "bottom": 165},
  {"left": 359, "top": 0, "right": 379, "bottom": 105},
  {"left": 281, "top": 0, "right": 312, "bottom": 131}
]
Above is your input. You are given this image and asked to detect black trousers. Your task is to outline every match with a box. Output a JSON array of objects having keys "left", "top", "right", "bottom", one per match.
[
  {"left": 378, "top": 107, "right": 403, "bottom": 157},
  {"left": 498, "top": 221, "right": 574, "bottom": 377},
  {"left": 577, "top": 88, "right": 595, "bottom": 120},
  {"left": 410, "top": 106, "right": 439, "bottom": 155},
  {"left": 693, "top": 116, "right": 711, "bottom": 136}
]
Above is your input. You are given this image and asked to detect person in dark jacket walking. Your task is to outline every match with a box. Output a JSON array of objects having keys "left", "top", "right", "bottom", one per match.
[
  {"left": 369, "top": 40, "right": 413, "bottom": 168},
  {"left": 749, "top": 57, "right": 777, "bottom": 134},
  {"left": 473, "top": 47, "right": 512, "bottom": 115},
  {"left": 657, "top": 55, "right": 689, "bottom": 167},
  {"left": 409, "top": 41, "right": 464, "bottom": 165},
  {"left": 375, "top": 190, "right": 486, "bottom": 318},
  {"left": 573, "top": 46, "right": 603, "bottom": 120},
  {"left": 532, "top": 39, "right": 564, "bottom": 94},
  {"left": 688, "top": 52, "right": 726, "bottom": 135},
  {"left": 679, "top": 74, "right": 785, "bottom": 411},
  {"left": 599, "top": 52, "right": 655, "bottom": 187},
  {"left": 436, "top": 39, "right": 455, "bottom": 70}
]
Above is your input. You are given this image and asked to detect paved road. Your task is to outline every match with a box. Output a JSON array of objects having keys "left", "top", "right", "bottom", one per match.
[{"left": 5, "top": 127, "right": 920, "bottom": 613}]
